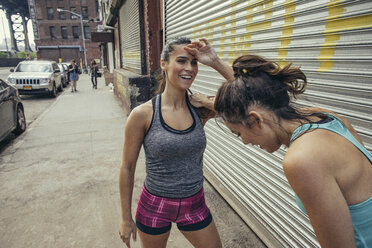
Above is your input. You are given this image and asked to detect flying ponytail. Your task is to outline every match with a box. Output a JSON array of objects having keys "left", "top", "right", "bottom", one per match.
[{"left": 215, "top": 54, "right": 310, "bottom": 126}]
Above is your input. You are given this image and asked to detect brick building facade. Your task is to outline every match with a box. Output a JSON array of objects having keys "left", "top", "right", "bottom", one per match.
[{"left": 33, "top": 0, "right": 101, "bottom": 70}]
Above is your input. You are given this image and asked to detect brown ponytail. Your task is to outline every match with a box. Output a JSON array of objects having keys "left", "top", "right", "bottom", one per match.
[
  {"left": 156, "top": 71, "right": 166, "bottom": 94},
  {"left": 215, "top": 55, "right": 310, "bottom": 126}
]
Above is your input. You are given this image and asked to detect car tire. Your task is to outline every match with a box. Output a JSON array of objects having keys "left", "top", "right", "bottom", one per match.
[
  {"left": 50, "top": 83, "right": 57, "bottom": 97},
  {"left": 12, "top": 104, "right": 26, "bottom": 135},
  {"left": 62, "top": 78, "right": 66, "bottom": 88}
]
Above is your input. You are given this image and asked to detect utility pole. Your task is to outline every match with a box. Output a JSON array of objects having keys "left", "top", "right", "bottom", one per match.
[{"left": 57, "top": 8, "right": 88, "bottom": 73}]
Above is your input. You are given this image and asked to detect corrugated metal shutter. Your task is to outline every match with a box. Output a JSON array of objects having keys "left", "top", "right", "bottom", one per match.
[
  {"left": 119, "top": 0, "right": 141, "bottom": 73},
  {"left": 164, "top": 0, "right": 372, "bottom": 247}
]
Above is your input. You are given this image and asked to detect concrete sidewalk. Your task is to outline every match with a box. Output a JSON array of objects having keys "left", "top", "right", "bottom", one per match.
[{"left": 0, "top": 74, "right": 265, "bottom": 248}]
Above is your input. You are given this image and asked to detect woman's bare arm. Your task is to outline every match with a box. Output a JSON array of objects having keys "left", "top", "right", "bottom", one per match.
[
  {"left": 119, "top": 103, "right": 152, "bottom": 247},
  {"left": 284, "top": 142, "right": 356, "bottom": 248}
]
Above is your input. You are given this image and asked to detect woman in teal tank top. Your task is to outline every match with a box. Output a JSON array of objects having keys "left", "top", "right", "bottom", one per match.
[{"left": 188, "top": 41, "right": 372, "bottom": 247}]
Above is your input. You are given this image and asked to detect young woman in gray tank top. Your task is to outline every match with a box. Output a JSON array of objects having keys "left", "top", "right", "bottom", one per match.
[{"left": 118, "top": 38, "right": 234, "bottom": 248}]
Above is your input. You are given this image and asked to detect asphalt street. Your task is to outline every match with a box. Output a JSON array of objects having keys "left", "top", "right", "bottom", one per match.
[{"left": 0, "top": 74, "right": 265, "bottom": 248}]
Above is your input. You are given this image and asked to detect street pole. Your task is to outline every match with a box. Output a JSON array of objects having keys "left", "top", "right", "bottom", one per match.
[
  {"left": 57, "top": 8, "right": 88, "bottom": 73},
  {"left": 79, "top": 14, "right": 88, "bottom": 73}
]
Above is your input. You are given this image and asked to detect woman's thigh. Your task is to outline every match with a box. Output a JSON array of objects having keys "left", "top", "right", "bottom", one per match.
[
  {"left": 180, "top": 219, "right": 222, "bottom": 248},
  {"left": 138, "top": 229, "right": 171, "bottom": 248}
]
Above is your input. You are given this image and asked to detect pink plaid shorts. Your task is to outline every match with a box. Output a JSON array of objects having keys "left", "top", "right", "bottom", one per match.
[{"left": 135, "top": 185, "right": 212, "bottom": 235}]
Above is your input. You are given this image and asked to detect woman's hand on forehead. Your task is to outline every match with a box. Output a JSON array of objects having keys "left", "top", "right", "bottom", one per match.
[{"left": 184, "top": 38, "right": 218, "bottom": 67}]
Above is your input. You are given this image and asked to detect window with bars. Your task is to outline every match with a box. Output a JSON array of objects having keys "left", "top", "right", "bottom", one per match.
[
  {"left": 61, "top": 26, "right": 68, "bottom": 39},
  {"left": 72, "top": 26, "right": 79, "bottom": 39},
  {"left": 49, "top": 26, "right": 56, "bottom": 39}
]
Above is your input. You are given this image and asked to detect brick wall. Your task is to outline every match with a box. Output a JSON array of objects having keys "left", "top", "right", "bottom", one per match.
[{"left": 34, "top": 0, "right": 101, "bottom": 65}]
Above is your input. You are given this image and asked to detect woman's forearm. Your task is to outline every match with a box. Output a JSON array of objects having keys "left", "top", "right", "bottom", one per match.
[
  {"left": 211, "top": 57, "right": 234, "bottom": 81},
  {"left": 119, "top": 165, "right": 135, "bottom": 222}
]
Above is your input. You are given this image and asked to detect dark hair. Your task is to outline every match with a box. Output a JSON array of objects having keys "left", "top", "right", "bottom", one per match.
[
  {"left": 157, "top": 37, "right": 192, "bottom": 94},
  {"left": 214, "top": 55, "right": 309, "bottom": 127}
]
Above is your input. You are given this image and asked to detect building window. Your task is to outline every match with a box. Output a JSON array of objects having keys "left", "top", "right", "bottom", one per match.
[
  {"left": 49, "top": 26, "right": 56, "bottom": 39},
  {"left": 58, "top": 8, "right": 66, "bottom": 20},
  {"left": 47, "top": 8, "right": 54, "bottom": 20},
  {"left": 70, "top": 7, "right": 78, "bottom": 19},
  {"left": 61, "top": 26, "right": 68, "bottom": 39},
  {"left": 84, "top": 26, "right": 91, "bottom": 39},
  {"left": 81, "top": 7, "right": 88, "bottom": 20},
  {"left": 72, "top": 26, "right": 79, "bottom": 39}
]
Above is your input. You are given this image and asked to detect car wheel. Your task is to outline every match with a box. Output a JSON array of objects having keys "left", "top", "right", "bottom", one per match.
[
  {"left": 50, "top": 83, "right": 57, "bottom": 97},
  {"left": 62, "top": 78, "right": 66, "bottom": 88},
  {"left": 12, "top": 105, "right": 26, "bottom": 135}
]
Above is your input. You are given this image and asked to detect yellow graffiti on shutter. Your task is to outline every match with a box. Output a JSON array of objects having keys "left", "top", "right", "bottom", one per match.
[
  {"left": 228, "top": 1, "right": 273, "bottom": 64},
  {"left": 318, "top": 0, "right": 345, "bottom": 72},
  {"left": 319, "top": 1, "right": 372, "bottom": 72},
  {"left": 243, "top": 6, "right": 253, "bottom": 53},
  {"left": 192, "top": 23, "right": 203, "bottom": 41},
  {"left": 220, "top": 20, "right": 226, "bottom": 58},
  {"left": 229, "top": 0, "right": 238, "bottom": 63},
  {"left": 278, "top": 0, "right": 295, "bottom": 68}
]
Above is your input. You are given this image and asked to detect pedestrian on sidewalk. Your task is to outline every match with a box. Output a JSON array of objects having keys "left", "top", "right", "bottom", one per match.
[
  {"left": 187, "top": 39, "right": 372, "bottom": 248},
  {"left": 90, "top": 60, "right": 98, "bottom": 89},
  {"left": 118, "top": 37, "right": 232, "bottom": 248},
  {"left": 68, "top": 59, "right": 80, "bottom": 92}
]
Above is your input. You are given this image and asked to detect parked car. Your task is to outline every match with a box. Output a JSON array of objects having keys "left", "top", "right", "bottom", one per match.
[
  {"left": 61, "top": 62, "right": 71, "bottom": 68},
  {"left": 7, "top": 60, "right": 63, "bottom": 97},
  {"left": 62, "top": 62, "right": 72, "bottom": 79},
  {"left": 0, "top": 79, "right": 26, "bottom": 142},
  {"left": 58, "top": 63, "right": 69, "bottom": 87}
]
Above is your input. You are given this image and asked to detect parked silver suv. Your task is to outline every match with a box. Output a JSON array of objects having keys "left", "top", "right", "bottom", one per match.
[{"left": 7, "top": 60, "right": 63, "bottom": 97}]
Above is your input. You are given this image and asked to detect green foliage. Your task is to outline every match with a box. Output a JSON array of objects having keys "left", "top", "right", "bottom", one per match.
[
  {"left": 16, "top": 51, "right": 37, "bottom": 59},
  {"left": 0, "top": 52, "right": 9, "bottom": 58},
  {"left": 16, "top": 51, "right": 27, "bottom": 58},
  {"left": 0, "top": 51, "right": 36, "bottom": 58},
  {"left": 29, "top": 52, "right": 37, "bottom": 59}
]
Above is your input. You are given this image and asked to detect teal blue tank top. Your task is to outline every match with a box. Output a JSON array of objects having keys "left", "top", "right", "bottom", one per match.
[{"left": 289, "top": 113, "right": 372, "bottom": 247}]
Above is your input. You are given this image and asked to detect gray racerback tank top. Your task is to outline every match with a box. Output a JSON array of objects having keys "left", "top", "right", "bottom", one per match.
[{"left": 143, "top": 94, "right": 207, "bottom": 198}]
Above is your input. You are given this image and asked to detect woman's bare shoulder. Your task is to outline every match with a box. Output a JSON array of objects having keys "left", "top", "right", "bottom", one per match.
[
  {"left": 284, "top": 133, "right": 336, "bottom": 173},
  {"left": 126, "top": 99, "right": 154, "bottom": 132},
  {"left": 300, "top": 107, "right": 364, "bottom": 144},
  {"left": 129, "top": 99, "right": 153, "bottom": 119}
]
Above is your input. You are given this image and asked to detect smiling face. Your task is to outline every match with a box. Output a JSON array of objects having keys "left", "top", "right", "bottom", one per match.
[
  {"left": 161, "top": 45, "right": 198, "bottom": 91},
  {"left": 224, "top": 110, "right": 284, "bottom": 153}
]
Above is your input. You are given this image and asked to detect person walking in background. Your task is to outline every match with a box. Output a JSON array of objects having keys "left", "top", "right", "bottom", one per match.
[
  {"left": 68, "top": 59, "right": 80, "bottom": 92},
  {"left": 118, "top": 37, "right": 232, "bottom": 248},
  {"left": 186, "top": 39, "right": 372, "bottom": 248},
  {"left": 90, "top": 60, "right": 98, "bottom": 89}
]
